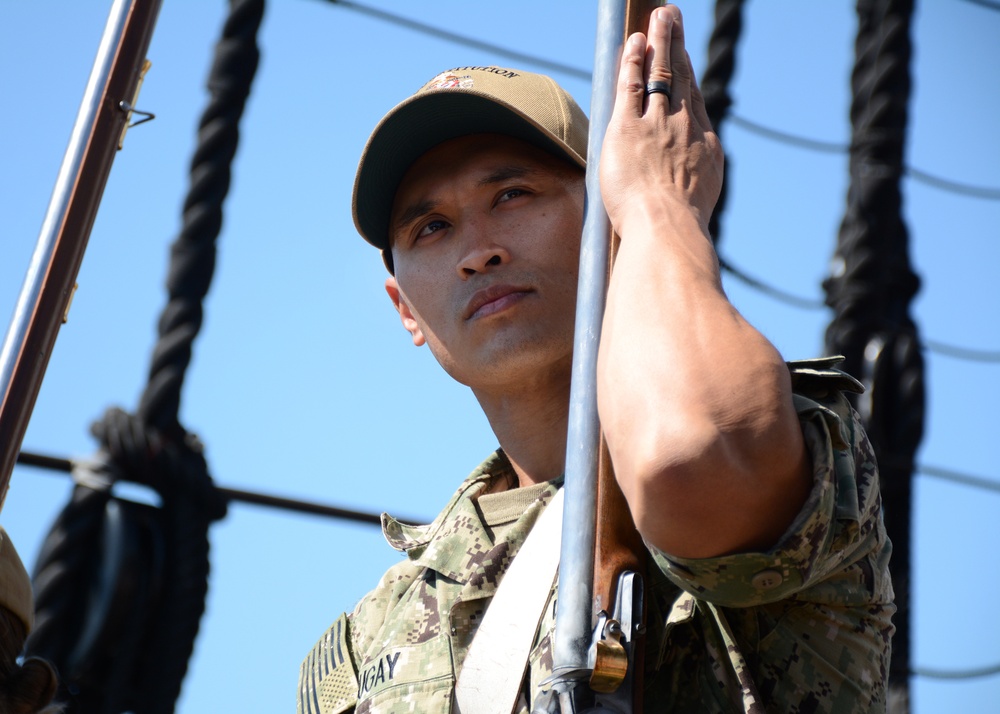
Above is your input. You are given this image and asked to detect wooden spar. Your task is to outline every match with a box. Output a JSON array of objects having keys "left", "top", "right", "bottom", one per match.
[
  {"left": 549, "top": 0, "right": 660, "bottom": 705},
  {"left": 593, "top": 0, "right": 660, "bottom": 621},
  {"left": 0, "top": 0, "right": 163, "bottom": 511}
]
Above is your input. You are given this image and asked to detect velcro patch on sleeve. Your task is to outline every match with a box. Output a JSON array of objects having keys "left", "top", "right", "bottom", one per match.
[{"left": 298, "top": 613, "right": 359, "bottom": 714}]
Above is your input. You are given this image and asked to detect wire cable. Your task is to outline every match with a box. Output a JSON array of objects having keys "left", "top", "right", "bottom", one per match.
[
  {"left": 322, "top": 0, "right": 591, "bottom": 81},
  {"left": 912, "top": 661, "right": 1000, "bottom": 680},
  {"left": 18, "top": 450, "right": 1000, "bottom": 508},
  {"left": 719, "top": 259, "right": 1000, "bottom": 363},
  {"left": 925, "top": 342, "right": 1000, "bottom": 363},
  {"left": 719, "top": 258, "right": 822, "bottom": 310},
  {"left": 17, "top": 455, "right": 1000, "bottom": 677},
  {"left": 15, "top": 450, "right": 427, "bottom": 526},
  {"left": 924, "top": 340, "right": 1000, "bottom": 363},
  {"left": 959, "top": 0, "right": 1000, "bottom": 12},
  {"left": 918, "top": 464, "right": 1000, "bottom": 494},
  {"left": 728, "top": 114, "right": 845, "bottom": 155},
  {"left": 729, "top": 114, "right": 1000, "bottom": 200},
  {"left": 719, "top": 257, "right": 825, "bottom": 309},
  {"left": 325, "top": 0, "right": 1000, "bottom": 202},
  {"left": 906, "top": 166, "right": 1000, "bottom": 200}
]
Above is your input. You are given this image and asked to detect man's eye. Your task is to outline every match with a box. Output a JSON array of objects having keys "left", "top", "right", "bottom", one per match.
[
  {"left": 416, "top": 220, "right": 448, "bottom": 239},
  {"left": 498, "top": 188, "right": 528, "bottom": 203}
]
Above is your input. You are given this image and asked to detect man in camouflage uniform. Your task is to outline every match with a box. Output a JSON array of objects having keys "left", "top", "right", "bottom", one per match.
[{"left": 299, "top": 5, "right": 894, "bottom": 713}]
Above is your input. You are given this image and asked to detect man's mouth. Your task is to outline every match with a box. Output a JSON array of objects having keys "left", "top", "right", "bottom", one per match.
[{"left": 464, "top": 284, "right": 532, "bottom": 320}]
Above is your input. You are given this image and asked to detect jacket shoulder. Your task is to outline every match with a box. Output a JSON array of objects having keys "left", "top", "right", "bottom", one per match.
[{"left": 787, "top": 357, "right": 865, "bottom": 397}]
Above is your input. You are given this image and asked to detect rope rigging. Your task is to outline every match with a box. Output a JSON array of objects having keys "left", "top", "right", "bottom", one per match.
[
  {"left": 25, "top": 1, "right": 263, "bottom": 711},
  {"left": 15, "top": 450, "right": 421, "bottom": 526},
  {"left": 16, "top": 445, "right": 1000, "bottom": 686},
  {"left": 823, "top": 0, "right": 922, "bottom": 706},
  {"left": 699, "top": 0, "right": 744, "bottom": 248},
  {"left": 17, "top": 445, "right": 1000, "bottom": 512},
  {"left": 323, "top": 0, "right": 1000, "bottom": 366},
  {"left": 7, "top": 1, "right": 996, "bottom": 709},
  {"left": 323, "top": 0, "right": 1000, "bottom": 203}
]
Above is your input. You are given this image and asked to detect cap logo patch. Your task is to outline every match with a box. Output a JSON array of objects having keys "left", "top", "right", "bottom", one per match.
[
  {"left": 428, "top": 72, "right": 474, "bottom": 90},
  {"left": 450, "top": 66, "right": 520, "bottom": 79}
]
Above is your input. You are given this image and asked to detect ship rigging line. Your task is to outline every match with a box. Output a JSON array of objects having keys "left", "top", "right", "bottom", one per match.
[
  {"left": 324, "top": 0, "right": 1000, "bottom": 202},
  {"left": 718, "top": 258, "right": 1000, "bottom": 364},
  {"left": 17, "top": 446, "right": 1000, "bottom": 680},
  {"left": 15, "top": 450, "right": 425, "bottom": 526},
  {"left": 959, "top": 0, "right": 1000, "bottom": 12},
  {"left": 324, "top": 0, "right": 1000, "bottom": 366},
  {"left": 17, "top": 447, "right": 998, "bottom": 512}
]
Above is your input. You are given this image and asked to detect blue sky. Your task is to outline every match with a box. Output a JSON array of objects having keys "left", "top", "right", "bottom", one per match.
[{"left": 1, "top": 1, "right": 998, "bottom": 711}]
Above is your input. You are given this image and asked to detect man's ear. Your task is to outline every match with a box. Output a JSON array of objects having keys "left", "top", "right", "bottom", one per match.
[{"left": 385, "top": 277, "right": 426, "bottom": 347}]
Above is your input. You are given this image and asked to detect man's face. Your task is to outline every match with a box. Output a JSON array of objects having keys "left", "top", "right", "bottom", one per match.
[{"left": 386, "top": 134, "right": 585, "bottom": 392}]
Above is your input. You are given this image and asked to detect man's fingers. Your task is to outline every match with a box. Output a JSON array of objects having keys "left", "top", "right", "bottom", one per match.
[
  {"left": 667, "top": 6, "right": 692, "bottom": 104},
  {"left": 616, "top": 32, "right": 648, "bottom": 119},
  {"left": 644, "top": 5, "right": 675, "bottom": 104}
]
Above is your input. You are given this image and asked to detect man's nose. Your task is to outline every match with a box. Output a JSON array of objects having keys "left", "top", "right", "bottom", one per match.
[{"left": 457, "top": 232, "right": 511, "bottom": 277}]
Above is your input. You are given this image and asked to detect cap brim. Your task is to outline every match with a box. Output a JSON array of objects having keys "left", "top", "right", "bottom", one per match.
[{"left": 352, "top": 91, "right": 586, "bottom": 251}]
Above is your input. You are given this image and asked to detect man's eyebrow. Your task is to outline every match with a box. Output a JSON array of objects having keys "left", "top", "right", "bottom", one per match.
[
  {"left": 393, "top": 199, "right": 439, "bottom": 234},
  {"left": 392, "top": 166, "right": 542, "bottom": 235},
  {"left": 477, "top": 165, "right": 539, "bottom": 187}
]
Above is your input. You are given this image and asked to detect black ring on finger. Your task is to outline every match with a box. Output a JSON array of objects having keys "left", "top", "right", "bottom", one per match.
[{"left": 644, "top": 80, "right": 672, "bottom": 101}]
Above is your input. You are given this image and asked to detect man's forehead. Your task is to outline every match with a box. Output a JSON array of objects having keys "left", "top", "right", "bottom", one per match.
[
  {"left": 403, "top": 161, "right": 546, "bottom": 198},
  {"left": 409, "top": 134, "right": 563, "bottom": 177}
]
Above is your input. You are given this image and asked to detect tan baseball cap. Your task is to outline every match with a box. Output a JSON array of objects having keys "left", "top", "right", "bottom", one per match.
[{"left": 352, "top": 65, "right": 589, "bottom": 257}]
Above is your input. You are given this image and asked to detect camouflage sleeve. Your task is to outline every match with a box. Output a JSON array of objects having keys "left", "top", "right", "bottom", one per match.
[
  {"left": 648, "top": 359, "right": 894, "bottom": 609},
  {"left": 297, "top": 613, "right": 358, "bottom": 714},
  {"left": 297, "top": 558, "right": 426, "bottom": 714}
]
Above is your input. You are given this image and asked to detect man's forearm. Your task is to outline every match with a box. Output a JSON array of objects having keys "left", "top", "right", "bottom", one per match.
[{"left": 597, "top": 206, "right": 810, "bottom": 559}]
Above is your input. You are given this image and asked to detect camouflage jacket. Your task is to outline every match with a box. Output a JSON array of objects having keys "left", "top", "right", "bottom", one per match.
[{"left": 298, "top": 359, "right": 895, "bottom": 713}]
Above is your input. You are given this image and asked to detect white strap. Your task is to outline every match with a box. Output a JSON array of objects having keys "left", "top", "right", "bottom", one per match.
[{"left": 453, "top": 488, "right": 565, "bottom": 714}]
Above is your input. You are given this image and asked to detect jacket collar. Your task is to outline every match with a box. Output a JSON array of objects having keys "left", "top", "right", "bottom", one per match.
[{"left": 381, "top": 450, "right": 560, "bottom": 589}]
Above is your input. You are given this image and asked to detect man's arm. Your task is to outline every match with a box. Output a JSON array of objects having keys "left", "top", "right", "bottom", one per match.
[{"left": 597, "top": 5, "right": 810, "bottom": 559}]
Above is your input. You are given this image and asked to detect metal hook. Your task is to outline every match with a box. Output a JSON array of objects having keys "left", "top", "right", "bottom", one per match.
[
  {"left": 117, "top": 59, "right": 153, "bottom": 150},
  {"left": 119, "top": 100, "right": 155, "bottom": 128}
]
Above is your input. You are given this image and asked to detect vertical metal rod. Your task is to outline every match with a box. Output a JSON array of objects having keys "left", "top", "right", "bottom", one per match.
[
  {"left": 0, "top": 0, "right": 162, "bottom": 509},
  {"left": 0, "top": 0, "right": 130, "bottom": 395},
  {"left": 550, "top": 0, "right": 626, "bottom": 685}
]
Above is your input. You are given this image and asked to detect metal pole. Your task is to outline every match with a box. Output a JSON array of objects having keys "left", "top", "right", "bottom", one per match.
[
  {"left": 0, "top": 0, "right": 161, "bottom": 509},
  {"left": 550, "top": 0, "right": 627, "bottom": 687}
]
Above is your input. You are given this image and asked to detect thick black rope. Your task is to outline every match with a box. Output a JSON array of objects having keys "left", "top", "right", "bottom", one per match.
[
  {"left": 822, "top": 0, "right": 922, "bottom": 710},
  {"left": 26, "top": 2, "right": 264, "bottom": 712},
  {"left": 700, "top": 0, "right": 744, "bottom": 248},
  {"left": 24, "top": 486, "right": 110, "bottom": 672},
  {"left": 139, "top": 0, "right": 263, "bottom": 437}
]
